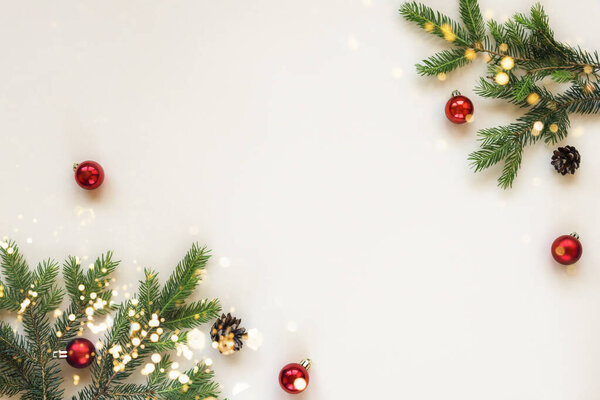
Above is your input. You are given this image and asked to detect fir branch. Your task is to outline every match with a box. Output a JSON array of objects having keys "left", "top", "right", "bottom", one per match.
[
  {"left": 147, "top": 355, "right": 173, "bottom": 386},
  {"left": 158, "top": 244, "right": 210, "bottom": 314},
  {"left": 559, "top": 82, "right": 600, "bottom": 114},
  {"left": 161, "top": 299, "right": 221, "bottom": 330},
  {"left": 78, "top": 243, "right": 221, "bottom": 400},
  {"left": 0, "top": 277, "right": 16, "bottom": 311},
  {"left": 502, "top": 19, "right": 529, "bottom": 56},
  {"left": 102, "top": 361, "right": 221, "bottom": 400},
  {"left": 498, "top": 142, "right": 523, "bottom": 189},
  {"left": 468, "top": 104, "right": 563, "bottom": 187},
  {"left": 139, "top": 268, "right": 161, "bottom": 314},
  {"left": 151, "top": 362, "right": 220, "bottom": 400},
  {"left": 1, "top": 241, "right": 33, "bottom": 297},
  {"left": 399, "top": 1, "right": 471, "bottom": 47},
  {"left": 543, "top": 109, "right": 570, "bottom": 145},
  {"left": 89, "top": 301, "right": 134, "bottom": 396},
  {"left": 574, "top": 47, "right": 600, "bottom": 69},
  {"left": 146, "top": 331, "right": 188, "bottom": 353},
  {"left": 487, "top": 19, "right": 508, "bottom": 45},
  {"left": 401, "top": 0, "right": 600, "bottom": 188},
  {"left": 0, "top": 242, "right": 222, "bottom": 400},
  {"left": 63, "top": 252, "right": 117, "bottom": 308},
  {"left": 104, "top": 384, "right": 154, "bottom": 399},
  {"left": 475, "top": 76, "right": 530, "bottom": 106},
  {"left": 416, "top": 48, "right": 471, "bottom": 76},
  {"left": 50, "top": 252, "right": 118, "bottom": 352},
  {"left": 550, "top": 70, "right": 577, "bottom": 83},
  {"left": 0, "top": 243, "right": 63, "bottom": 400},
  {"left": 0, "top": 322, "right": 37, "bottom": 367},
  {"left": 469, "top": 132, "right": 514, "bottom": 171},
  {"left": 0, "top": 375, "right": 23, "bottom": 396},
  {"left": 49, "top": 304, "right": 82, "bottom": 351},
  {"left": 33, "top": 260, "right": 64, "bottom": 314},
  {"left": 23, "top": 303, "right": 58, "bottom": 400},
  {"left": 459, "top": 0, "right": 485, "bottom": 41},
  {"left": 511, "top": 75, "right": 535, "bottom": 102},
  {"left": 1, "top": 318, "right": 62, "bottom": 400}
]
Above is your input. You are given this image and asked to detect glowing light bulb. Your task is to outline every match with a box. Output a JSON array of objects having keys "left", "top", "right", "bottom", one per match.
[
  {"left": 465, "top": 48, "right": 476, "bottom": 61},
  {"left": 440, "top": 23, "right": 455, "bottom": 42},
  {"left": 495, "top": 72, "right": 509, "bottom": 85},
  {"left": 500, "top": 56, "right": 514, "bottom": 70},
  {"left": 527, "top": 93, "right": 540, "bottom": 105}
]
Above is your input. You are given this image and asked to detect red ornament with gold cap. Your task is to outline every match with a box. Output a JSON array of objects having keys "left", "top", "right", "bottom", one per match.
[
  {"left": 551, "top": 233, "right": 582, "bottom": 265},
  {"left": 445, "top": 90, "right": 474, "bottom": 124},
  {"left": 74, "top": 160, "right": 105, "bottom": 190},
  {"left": 53, "top": 338, "right": 96, "bottom": 368},
  {"left": 279, "top": 359, "right": 311, "bottom": 394}
]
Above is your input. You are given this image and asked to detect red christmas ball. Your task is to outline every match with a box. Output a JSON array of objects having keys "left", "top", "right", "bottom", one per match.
[
  {"left": 279, "top": 361, "right": 310, "bottom": 394},
  {"left": 445, "top": 93, "right": 474, "bottom": 124},
  {"left": 74, "top": 160, "right": 105, "bottom": 190},
  {"left": 551, "top": 233, "right": 582, "bottom": 265},
  {"left": 66, "top": 338, "right": 96, "bottom": 368}
]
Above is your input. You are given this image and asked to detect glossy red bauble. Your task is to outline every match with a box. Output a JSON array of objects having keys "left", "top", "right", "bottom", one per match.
[
  {"left": 445, "top": 93, "right": 474, "bottom": 124},
  {"left": 279, "top": 361, "right": 310, "bottom": 394},
  {"left": 66, "top": 338, "right": 96, "bottom": 368},
  {"left": 551, "top": 233, "right": 582, "bottom": 265},
  {"left": 74, "top": 161, "right": 105, "bottom": 190}
]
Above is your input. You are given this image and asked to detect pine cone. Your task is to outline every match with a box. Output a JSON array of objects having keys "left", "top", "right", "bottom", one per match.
[
  {"left": 210, "top": 313, "right": 247, "bottom": 355},
  {"left": 551, "top": 145, "right": 580, "bottom": 175}
]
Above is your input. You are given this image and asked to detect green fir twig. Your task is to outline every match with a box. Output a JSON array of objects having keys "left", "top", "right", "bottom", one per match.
[
  {"left": 0, "top": 241, "right": 222, "bottom": 400},
  {"left": 400, "top": 0, "right": 600, "bottom": 188}
]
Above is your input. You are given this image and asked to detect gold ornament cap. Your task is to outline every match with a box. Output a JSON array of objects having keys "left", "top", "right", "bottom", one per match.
[{"left": 300, "top": 358, "right": 312, "bottom": 370}]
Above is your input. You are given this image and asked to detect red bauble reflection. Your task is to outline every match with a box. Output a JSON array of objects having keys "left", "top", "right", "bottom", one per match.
[
  {"left": 66, "top": 338, "right": 96, "bottom": 368},
  {"left": 445, "top": 94, "right": 474, "bottom": 124},
  {"left": 551, "top": 234, "right": 582, "bottom": 265},
  {"left": 279, "top": 363, "right": 310, "bottom": 394},
  {"left": 75, "top": 161, "right": 105, "bottom": 190}
]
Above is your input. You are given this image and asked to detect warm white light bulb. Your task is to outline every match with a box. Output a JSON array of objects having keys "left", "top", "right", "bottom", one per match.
[
  {"left": 293, "top": 378, "right": 307, "bottom": 391},
  {"left": 495, "top": 72, "right": 509, "bottom": 85},
  {"left": 500, "top": 56, "right": 514, "bottom": 70}
]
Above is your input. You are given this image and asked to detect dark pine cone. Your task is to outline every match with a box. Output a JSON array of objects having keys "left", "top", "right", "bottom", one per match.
[
  {"left": 210, "top": 313, "right": 247, "bottom": 355},
  {"left": 551, "top": 145, "right": 580, "bottom": 175}
]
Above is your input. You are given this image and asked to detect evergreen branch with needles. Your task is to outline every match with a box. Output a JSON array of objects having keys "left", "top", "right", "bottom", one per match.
[
  {"left": 400, "top": 0, "right": 600, "bottom": 188},
  {"left": 0, "top": 241, "right": 222, "bottom": 400}
]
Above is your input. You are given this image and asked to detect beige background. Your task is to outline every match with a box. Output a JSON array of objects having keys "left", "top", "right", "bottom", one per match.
[{"left": 2, "top": 0, "right": 600, "bottom": 398}]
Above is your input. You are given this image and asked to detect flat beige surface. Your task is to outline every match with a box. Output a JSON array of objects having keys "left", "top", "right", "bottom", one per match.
[{"left": 1, "top": 0, "right": 600, "bottom": 398}]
